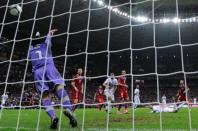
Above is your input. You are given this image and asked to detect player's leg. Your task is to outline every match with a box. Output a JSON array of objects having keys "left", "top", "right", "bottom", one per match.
[
  {"left": 55, "top": 84, "right": 77, "bottom": 127},
  {"left": 42, "top": 91, "right": 58, "bottom": 129},
  {"left": 1, "top": 100, "right": 5, "bottom": 107},
  {"left": 98, "top": 99, "right": 103, "bottom": 111},
  {"left": 34, "top": 67, "right": 58, "bottom": 129},
  {"left": 117, "top": 91, "right": 124, "bottom": 114},
  {"left": 124, "top": 91, "right": 129, "bottom": 114},
  {"left": 106, "top": 95, "right": 111, "bottom": 113},
  {"left": 135, "top": 95, "right": 140, "bottom": 109},
  {"left": 104, "top": 89, "right": 110, "bottom": 112},
  {"left": 45, "top": 64, "right": 77, "bottom": 127},
  {"left": 72, "top": 91, "right": 80, "bottom": 112},
  {"left": 134, "top": 95, "right": 138, "bottom": 109},
  {"left": 108, "top": 88, "right": 115, "bottom": 113}
]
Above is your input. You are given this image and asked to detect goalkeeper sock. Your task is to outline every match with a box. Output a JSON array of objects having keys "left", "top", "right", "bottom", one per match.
[
  {"left": 56, "top": 88, "right": 72, "bottom": 110},
  {"left": 124, "top": 103, "right": 128, "bottom": 110},
  {"left": 42, "top": 99, "right": 56, "bottom": 120}
]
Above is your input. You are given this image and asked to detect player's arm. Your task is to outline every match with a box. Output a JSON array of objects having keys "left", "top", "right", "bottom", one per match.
[
  {"left": 103, "top": 79, "right": 109, "bottom": 88},
  {"left": 176, "top": 90, "right": 180, "bottom": 97},
  {"left": 71, "top": 80, "right": 79, "bottom": 92},
  {"left": 94, "top": 92, "right": 97, "bottom": 102},
  {"left": 184, "top": 87, "right": 190, "bottom": 93},
  {"left": 45, "top": 29, "right": 58, "bottom": 45},
  {"left": 81, "top": 82, "right": 84, "bottom": 94},
  {"left": 113, "top": 79, "right": 118, "bottom": 93}
]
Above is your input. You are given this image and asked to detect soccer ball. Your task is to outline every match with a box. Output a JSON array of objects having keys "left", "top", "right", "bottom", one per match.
[{"left": 9, "top": 4, "right": 22, "bottom": 16}]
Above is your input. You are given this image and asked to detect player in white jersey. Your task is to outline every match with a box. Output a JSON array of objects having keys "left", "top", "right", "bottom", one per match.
[
  {"left": 1, "top": 93, "right": 8, "bottom": 107},
  {"left": 162, "top": 94, "right": 166, "bottom": 104},
  {"left": 151, "top": 103, "right": 185, "bottom": 113},
  {"left": 134, "top": 84, "right": 140, "bottom": 109},
  {"left": 103, "top": 73, "right": 118, "bottom": 113}
]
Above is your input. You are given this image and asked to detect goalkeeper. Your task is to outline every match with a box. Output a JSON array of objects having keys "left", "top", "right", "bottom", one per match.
[{"left": 28, "top": 29, "right": 77, "bottom": 129}]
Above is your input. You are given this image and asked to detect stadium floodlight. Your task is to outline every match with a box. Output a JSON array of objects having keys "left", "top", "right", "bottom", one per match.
[
  {"left": 118, "top": 11, "right": 122, "bottom": 15},
  {"left": 123, "top": 13, "right": 128, "bottom": 17},
  {"left": 136, "top": 16, "right": 148, "bottom": 22},
  {"left": 192, "top": 18, "right": 196, "bottom": 22},
  {"left": 112, "top": 8, "right": 119, "bottom": 13},
  {"left": 148, "top": 19, "right": 152, "bottom": 22},
  {"left": 189, "top": 18, "right": 193, "bottom": 23},
  {"left": 162, "top": 18, "right": 170, "bottom": 23},
  {"left": 172, "top": 17, "right": 180, "bottom": 23},
  {"left": 181, "top": 19, "right": 185, "bottom": 23},
  {"left": 97, "top": 0, "right": 104, "bottom": 6},
  {"left": 155, "top": 19, "right": 159, "bottom": 22}
]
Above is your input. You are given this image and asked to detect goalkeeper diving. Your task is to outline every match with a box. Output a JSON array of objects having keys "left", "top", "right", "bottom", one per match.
[{"left": 28, "top": 29, "right": 77, "bottom": 129}]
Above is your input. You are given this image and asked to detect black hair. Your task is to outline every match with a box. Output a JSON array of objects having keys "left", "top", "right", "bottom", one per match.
[{"left": 31, "top": 32, "right": 43, "bottom": 46}]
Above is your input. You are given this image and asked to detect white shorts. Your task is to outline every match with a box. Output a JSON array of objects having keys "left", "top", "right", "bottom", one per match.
[
  {"left": 134, "top": 95, "right": 140, "bottom": 104},
  {"left": 104, "top": 88, "right": 115, "bottom": 101},
  {"left": 1, "top": 100, "right": 6, "bottom": 105}
]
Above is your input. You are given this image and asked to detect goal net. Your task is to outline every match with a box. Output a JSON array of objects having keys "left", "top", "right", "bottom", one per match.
[{"left": 0, "top": 0, "right": 198, "bottom": 130}]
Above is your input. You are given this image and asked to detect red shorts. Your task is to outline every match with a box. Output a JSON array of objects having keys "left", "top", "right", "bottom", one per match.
[
  {"left": 72, "top": 91, "right": 83, "bottom": 102},
  {"left": 118, "top": 89, "right": 129, "bottom": 100},
  {"left": 178, "top": 95, "right": 186, "bottom": 102},
  {"left": 97, "top": 98, "right": 104, "bottom": 103}
]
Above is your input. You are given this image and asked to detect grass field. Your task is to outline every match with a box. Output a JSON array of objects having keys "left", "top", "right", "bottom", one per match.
[{"left": 0, "top": 107, "right": 198, "bottom": 131}]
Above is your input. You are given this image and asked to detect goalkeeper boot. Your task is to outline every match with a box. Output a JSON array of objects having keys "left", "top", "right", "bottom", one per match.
[
  {"left": 51, "top": 117, "right": 59, "bottom": 129},
  {"left": 64, "top": 109, "right": 77, "bottom": 127}
]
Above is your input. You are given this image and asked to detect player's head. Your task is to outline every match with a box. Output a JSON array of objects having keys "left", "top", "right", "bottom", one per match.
[
  {"left": 136, "top": 84, "right": 139, "bottom": 89},
  {"left": 121, "top": 70, "right": 126, "bottom": 76},
  {"left": 179, "top": 80, "right": 184, "bottom": 84},
  {"left": 77, "top": 68, "right": 83, "bottom": 75},
  {"left": 98, "top": 85, "right": 103, "bottom": 90},
  {"left": 110, "top": 73, "right": 115, "bottom": 79},
  {"left": 32, "top": 31, "right": 42, "bottom": 46}
]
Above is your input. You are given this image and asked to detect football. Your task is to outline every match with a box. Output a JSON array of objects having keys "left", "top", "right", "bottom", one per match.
[{"left": 9, "top": 4, "right": 22, "bottom": 16}]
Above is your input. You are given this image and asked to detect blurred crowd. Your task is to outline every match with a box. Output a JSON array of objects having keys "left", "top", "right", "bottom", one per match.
[{"left": 0, "top": 47, "right": 198, "bottom": 108}]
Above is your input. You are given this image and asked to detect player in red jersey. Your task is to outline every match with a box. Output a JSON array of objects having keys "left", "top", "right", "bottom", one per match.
[
  {"left": 176, "top": 80, "right": 189, "bottom": 102},
  {"left": 94, "top": 85, "right": 104, "bottom": 111},
  {"left": 117, "top": 70, "right": 129, "bottom": 114},
  {"left": 71, "top": 68, "right": 84, "bottom": 111}
]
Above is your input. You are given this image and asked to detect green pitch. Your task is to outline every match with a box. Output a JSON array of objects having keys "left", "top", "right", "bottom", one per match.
[{"left": 0, "top": 107, "right": 198, "bottom": 131}]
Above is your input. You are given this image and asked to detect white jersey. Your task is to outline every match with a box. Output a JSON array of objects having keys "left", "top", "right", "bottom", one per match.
[
  {"left": 193, "top": 98, "right": 197, "bottom": 104},
  {"left": 134, "top": 88, "right": 140, "bottom": 97},
  {"left": 1, "top": 94, "right": 8, "bottom": 101},
  {"left": 162, "top": 96, "right": 166, "bottom": 104},
  {"left": 104, "top": 77, "right": 118, "bottom": 89},
  {"left": 1, "top": 94, "right": 8, "bottom": 105},
  {"left": 134, "top": 88, "right": 140, "bottom": 108},
  {"left": 103, "top": 77, "right": 118, "bottom": 101},
  {"left": 152, "top": 104, "right": 177, "bottom": 113}
]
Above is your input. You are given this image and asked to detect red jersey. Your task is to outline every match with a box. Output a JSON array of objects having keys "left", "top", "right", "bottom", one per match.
[
  {"left": 178, "top": 88, "right": 185, "bottom": 96},
  {"left": 72, "top": 74, "right": 84, "bottom": 91},
  {"left": 177, "top": 87, "right": 186, "bottom": 101},
  {"left": 96, "top": 89, "right": 104, "bottom": 100},
  {"left": 118, "top": 76, "right": 127, "bottom": 90}
]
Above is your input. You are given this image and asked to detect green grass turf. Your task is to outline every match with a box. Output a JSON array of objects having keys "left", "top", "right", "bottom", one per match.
[{"left": 0, "top": 107, "right": 198, "bottom": 131}]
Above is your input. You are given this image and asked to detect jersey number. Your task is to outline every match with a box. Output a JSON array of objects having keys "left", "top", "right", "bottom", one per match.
[{"left": 35, "top": 50, "right": 42, "bottom": 60}]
